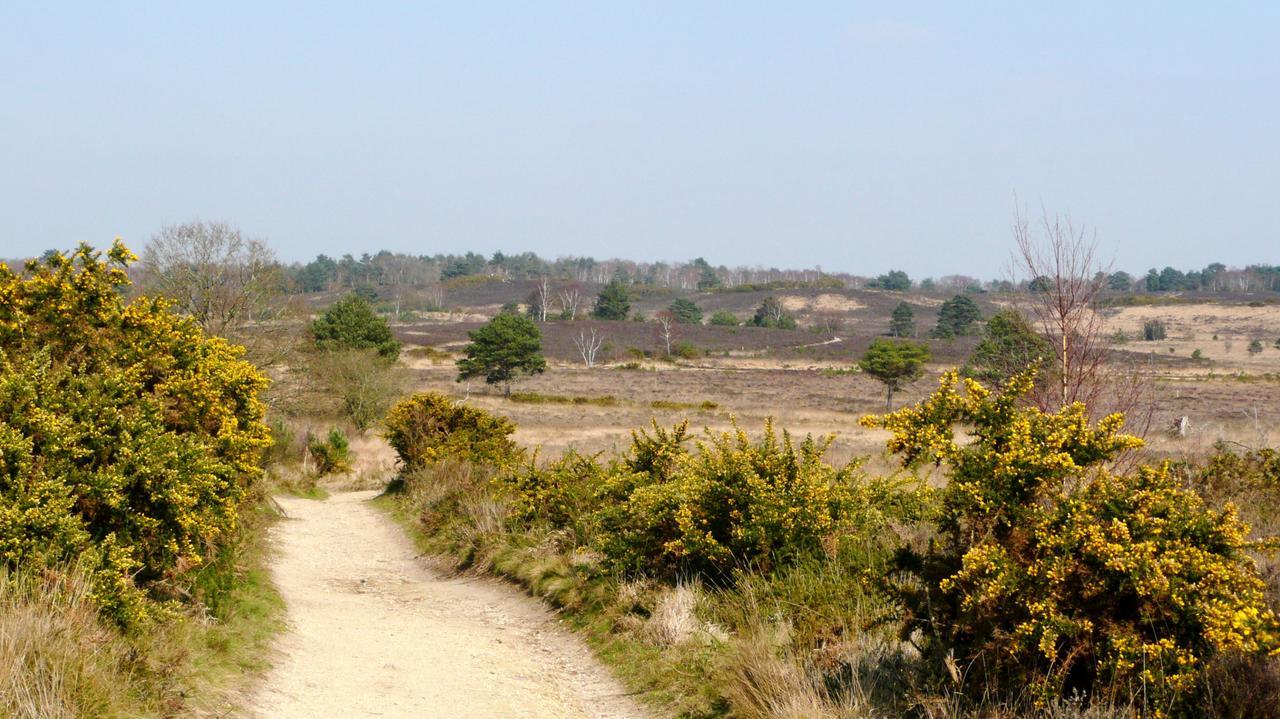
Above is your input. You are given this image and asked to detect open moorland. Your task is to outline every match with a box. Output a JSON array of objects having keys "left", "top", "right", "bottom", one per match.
[{"left": 383, "top": 281, "right": 1280, "bottom": 464}]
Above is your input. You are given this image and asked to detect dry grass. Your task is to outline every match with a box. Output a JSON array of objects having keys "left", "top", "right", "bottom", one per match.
[{"left": 0, "top": 567, "right": 140, "bottom": 719}]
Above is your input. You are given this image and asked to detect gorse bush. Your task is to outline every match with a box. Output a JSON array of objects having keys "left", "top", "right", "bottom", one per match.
[
  {"left": 863, "top": 371, "right": 1280, "bottom": 711},
  {"left": 0, "top": 242, "right": 271, "bottom": 625},
  {"left": 384, "top": 392, "right": 519, "bottom": 469},
  {"left": 590, "top": 420, "right": 918, "bottom": 581},
  {"left": 503, "top": 450, "right": 607, "bottom": 542}
]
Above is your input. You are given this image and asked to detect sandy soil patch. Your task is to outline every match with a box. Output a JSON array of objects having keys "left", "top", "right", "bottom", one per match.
[{"left": 251, "top": 491, "right": 648, "bottom": 719}]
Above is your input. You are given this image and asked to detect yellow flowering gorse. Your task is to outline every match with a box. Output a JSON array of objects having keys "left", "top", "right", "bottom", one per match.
[
  {"left": 0, "top": 242, "right": 271, "bottom": 624},
  {"left": 863, "top": 370, "right": 1280, "bottom": 711}
]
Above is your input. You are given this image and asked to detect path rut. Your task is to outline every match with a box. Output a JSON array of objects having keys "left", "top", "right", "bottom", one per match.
[{"left": 250, "top": 491, "right": 648, "bottom": 719}]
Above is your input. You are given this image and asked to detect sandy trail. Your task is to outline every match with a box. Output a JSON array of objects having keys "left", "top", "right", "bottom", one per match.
[{"left": 251, "top": 491, "right": 648, "bottom": 719}]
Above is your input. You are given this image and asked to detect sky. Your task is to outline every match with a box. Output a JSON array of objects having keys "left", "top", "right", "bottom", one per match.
[{"left": 1, "top": 2, "right": 1277, "bottom": 278}]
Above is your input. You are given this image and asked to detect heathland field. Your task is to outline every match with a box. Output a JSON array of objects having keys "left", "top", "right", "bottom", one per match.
[{"left": 391, "top": 284, "right": 1280, "bottom": 463}]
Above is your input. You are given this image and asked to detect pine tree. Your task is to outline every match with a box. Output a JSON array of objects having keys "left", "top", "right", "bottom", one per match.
[
  {"left": 889, "top": 301, "right": 916, "bottom": 337},
  {"left": 456, "top": 313, "right": 547, "bottom": 395},
  {"left": 592, "top": 279, "right": 631, "bottom": 320}
]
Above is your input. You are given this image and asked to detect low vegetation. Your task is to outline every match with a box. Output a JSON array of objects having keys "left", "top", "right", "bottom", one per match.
[
  {"left": 0, "top": 242, "right": 280, "bottom": 717},
  {"left": 377, "top": 380, "right": 1280, "bottom": 718}
]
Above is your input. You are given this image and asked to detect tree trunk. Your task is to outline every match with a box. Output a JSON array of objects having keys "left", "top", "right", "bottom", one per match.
[{"left": 886, "top": 385, "right": 894, "bottom": 412}]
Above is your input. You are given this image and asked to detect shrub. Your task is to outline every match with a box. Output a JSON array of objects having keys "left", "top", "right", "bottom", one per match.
[
  {"left": 502, "top": 450, "right": 607, "bottom": 541},
  {"left": 669, "top": 298, "right": 703, "bottom": 324},
  {"left": 594, "top": 420, "right": 904, "bottom": 581},
  {"left": 1143, "top": 319, "right": 1168, "bottom": 341},
  {"left": 1181, "top": 441, "right": 1280, "bottom": 507},
  {"left": 0, "top": 242, "right": 271, "bottom": 624},
  {"left": 311, "top": 292, "right": 401, "bottom": 359},
  {"left": 384, "top": 392, "right": 519, "bottom": 469},
  {"left": 307, "top": 428, "right": 351, "bottom": 475},
  {"left": 308, "top": 348, "right": 405, "bottom": 431},
  {"left": 672, "top": 341, "right": 701, "bottom": 359},
  {"left": 709, "top": 310, "right": 740, "bottom": 327},
  {"left": 963, "top": 309, "right": 1052, "bottom": 388},
  {"left": 1250, "top": 339, "right": 1265, "bottom": 355},
  {"left": 863, "top": 371, "right": 1280, "bottom": 709},
  {"left": 750, "top": 297, "right": 796, "bottom": 329},
  {"left": 1191, "top": 348, "right": 1204, "bottom": 360},
  {"left": 931, "top": 294, "right": 981, "bottom": 338}
]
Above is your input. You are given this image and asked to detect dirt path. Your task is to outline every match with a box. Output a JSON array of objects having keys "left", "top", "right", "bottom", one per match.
[{"left": 251, "top": 491, "right": 649, "bottom": 719}]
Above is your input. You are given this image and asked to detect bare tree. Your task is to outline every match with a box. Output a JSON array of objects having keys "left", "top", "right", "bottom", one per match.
[
  {"left": 530, "top": 276, "right": 556, "bottom": 322},
  {"left": 1012, "top": 208, "right": 1109, "bottom": 409},
  {"left": 573, "top": 327, "right": 604, "bottom": 368},
  {"left": 140, "top": 220, "right": 300, "bottom": 365},
  {"left": 559, "top": 284, "right": 583, "bottom": 320},
  {"left": 653, "top": 310, "right": 679, "bottom": 356},
  {"left": 1012, "top": 207, "right": 1151, "bottom": 432},
  {"left": 424, "top": 284, "right": 446, "bottom": 312}
]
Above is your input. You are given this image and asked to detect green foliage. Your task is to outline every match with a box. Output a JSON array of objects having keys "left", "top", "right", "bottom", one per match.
[
  {"left": 672, "top": 341, "right": 700, "bottom": 359},
  {"left": 963, "top": 309, "right": 1052, "bottom": 388},
  {"left": 864, "top": 372, "right": 1280, "bottom": 710},
  {"left": 383, "top": 392, "right": 519, "bottom": 469},
  {"left": 592, "top": 279, "right": 631, "bottom": 320},
  {"left": 693, "top": 257, "right": 722, "bottom": 290},
  {"left": 1107, "top": 271, "right": 1134, "bottom": 291},
  {"left": 1191, "top": 348, "right": 1204, "bottom": 360},
  {"left": 668, "top": 298, "right": 703, "bottom": 324},
  {"left": 307, "top": 428, "right": 351, "bottom": 475},
  {"left": 1249, "top": 339, "right": 1265, "bottom": 355},
  {"left": 507, "top": 391, "right": 618, "bottom": 407},
  {"left": 455, "top": 313, "right": 547, "bottom": 393},
  {"left": 311, "top": 292, "right": 401, "bottom": 359},
  {"left": 870, "top": 270, "right": 912, "bottom": 291},
  {"left": 931, "top": 294, "right": 982, "bottom": 338},
  {"left": 503, "top": 450, "right": 607, "bottom": 541},
  {"left": 0, "top": 242, "right": 272, "bottom": 625},
  {"left": 858, "top": 339, "right": 930, "bottom": 410},
  {"left": 888, "top": 301, "right": 915, "bottom": 338},
  {"left": 592, "top": 421, "right": 896, "bottom": 581},
  {"left": 1181, "top": 441, "right": 1280, "bottom": 509},
  {"left": 709, "top": 310, "right": 740, "bottom": 327},
  {"left": 1143, "top": 319, "right": 1168, "bottom": 341},
  {"left": 750, "top": 296, "right": 796, "bottom": 329},
  {"left": 308, "top": 348, "right": 405, "bottom": 431}
]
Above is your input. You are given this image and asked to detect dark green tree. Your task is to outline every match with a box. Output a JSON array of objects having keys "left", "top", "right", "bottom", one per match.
[
  {"left": 932, "top": 294, "right": 982, "bottom": 338},
  {"left": 311, "top": 293, "right": 400, "bottom": 359},
  {"left": 592, "top": 279, "right": 631, "bottom": 320},
  {"left": 456, "top": 313, "right": 547, "bottom": 396},
  {"left": 1107, "top": 271, "right": 1133, "bottom": 291},
  {"left": 751, "top": 296, "right": 796, "bottom": 329},
  {"left": 872, "top": 270, "right": 912, "bottom": 291},
  {"left": 692, "top": 257, "right": 722, "bottom": 290},
  {"left": 858, "top": 339, "right": 930, "bottom": 410},
  {"left": 889, "top": 301, "right": 916, "bottom": 338},
  {"left": 1027, "top": 276, "right": 1053, "bottom": 293},
  {"left": 668, "top": 298, "right": 703, "bottom": 324},
  {"left": 963, "top": 310, "right": 1052, "bottom": 388}
]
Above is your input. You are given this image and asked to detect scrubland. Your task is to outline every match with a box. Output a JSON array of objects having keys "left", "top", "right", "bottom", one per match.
[{"left": 347, "top": 287, "right": 1280, "bottom": 719}]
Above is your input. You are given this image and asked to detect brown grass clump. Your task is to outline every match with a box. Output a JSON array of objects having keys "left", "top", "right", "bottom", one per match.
[{"left": 0, "top": 566, "right": 178, "bottom": 719}]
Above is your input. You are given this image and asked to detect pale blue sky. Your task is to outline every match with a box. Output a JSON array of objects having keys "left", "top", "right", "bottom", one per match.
[{"left": 2, "top": 2, "right": 1276, "bottom": 277}]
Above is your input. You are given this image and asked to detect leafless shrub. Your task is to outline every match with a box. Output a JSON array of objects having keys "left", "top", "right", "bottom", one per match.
[{"left": 1011, "top": 207, "right": 1152, "bottom": 434}]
